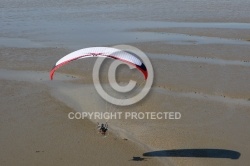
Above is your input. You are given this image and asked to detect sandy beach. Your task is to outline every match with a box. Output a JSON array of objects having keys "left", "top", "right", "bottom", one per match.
[{"left": 1, "top": 0, "right": 250, "bottom": 165}]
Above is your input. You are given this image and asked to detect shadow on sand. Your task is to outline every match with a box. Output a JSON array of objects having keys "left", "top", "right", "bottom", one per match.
[
  {"left": 130, "top": 156, "right": 147, "bottom": 161},
  {"left": 143, "top": 149, "right": 240, "bottom": 159}
]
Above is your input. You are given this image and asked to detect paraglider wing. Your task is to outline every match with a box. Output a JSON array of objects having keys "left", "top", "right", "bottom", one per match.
[{"left": 50, "top": 47, "right": 148, "bottom": 80}]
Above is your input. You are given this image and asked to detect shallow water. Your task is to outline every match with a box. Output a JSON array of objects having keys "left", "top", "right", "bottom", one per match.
[
  {"left": 1, "top": 0, "right": 250, "bottom": 22},
  {"left": 149, "top": 53, "right": 250, "bottom": 66},
  {"left": 1, "top": 0, "right": 250, "bottom": 49},
  {"left": 1, "top": 20, "right": 250, "bottom": 49}
]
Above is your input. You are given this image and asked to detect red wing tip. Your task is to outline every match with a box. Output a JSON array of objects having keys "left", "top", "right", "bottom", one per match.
[{"left": 50, "top": 66, "right": 56, "bottom": 80}]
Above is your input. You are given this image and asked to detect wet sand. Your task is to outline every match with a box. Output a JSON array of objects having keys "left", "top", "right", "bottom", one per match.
[
  {"left": 1, "top": 42, "right": 250, "bottom": 165},
  {"left": 1, "top": 0, "right": 250, "bottom": 165},
  {"left": 130, "top": 28, "right": 250, "bottom": 41},
  {"left": 0, "top": 71, "right": 161, "bottom": 166}
]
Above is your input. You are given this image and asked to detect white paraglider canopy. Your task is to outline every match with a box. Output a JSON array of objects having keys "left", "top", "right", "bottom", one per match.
[{"left": 50, "top": 47, "right": 148, "bottom": 80}]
